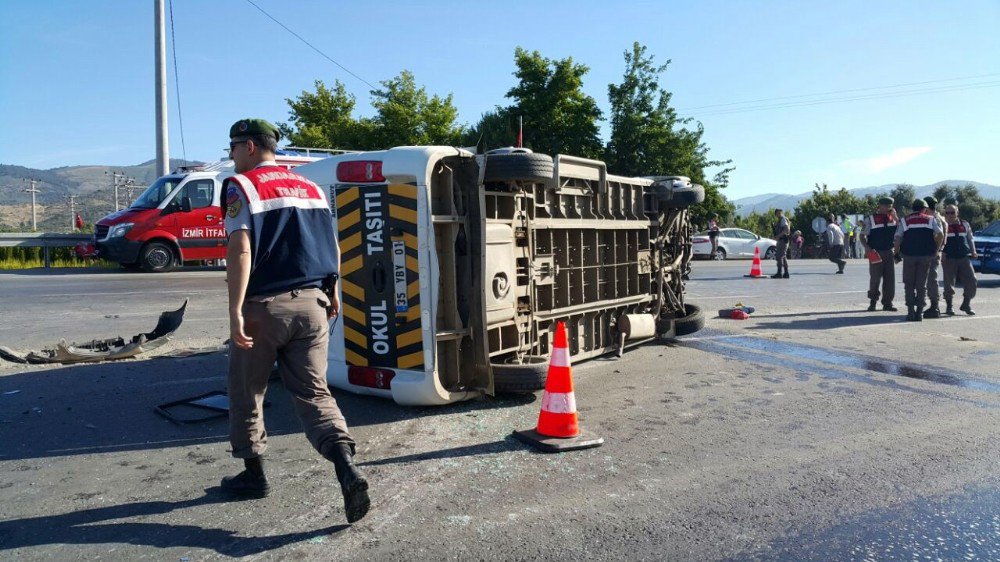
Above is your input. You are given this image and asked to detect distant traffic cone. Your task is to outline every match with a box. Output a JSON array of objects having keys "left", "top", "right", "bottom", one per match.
[
  {"left": 744, "top": 246, "right": 764, "bottom": 278},
  {"left": 512, "top": 322, "right": 604, "bottom": 453}
]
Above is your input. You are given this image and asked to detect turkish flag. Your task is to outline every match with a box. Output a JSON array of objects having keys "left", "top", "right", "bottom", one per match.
[{"left": 75, "top": 213, "right": 84, "bottom": 230}]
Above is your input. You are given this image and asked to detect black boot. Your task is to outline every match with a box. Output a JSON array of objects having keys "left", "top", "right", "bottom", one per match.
[
  {"left": 326, "top": 443, "right": 370, "bottom": 523},
  {"left": 923, "top": 302, "right": 940, "bottom": 319},
  {"left": 221, "top": 457, "right": 270, "bottom": 499},
  {"left": 883, "top": 303, "right": 898, "bottom": 312},
  {"left": 867, "top": 299, "right": 877, "bottom": 312},
  {"left": 960, "top": 298, "right": 975, "bottom": 316},
  {"left": 771, "top": 272, "right": 783, "bottom": 279},
  {"left": 914, "top": 306, "right": 924, "bottom": 321},
  {"left": 906, "top": 305, "right": 915, "bottom": 321},
  {"left": 945, "top": 298, "right": 955, "bottom": 316},
  {"left": 782, "top": 271, "right": 789, "bottom": 278}
]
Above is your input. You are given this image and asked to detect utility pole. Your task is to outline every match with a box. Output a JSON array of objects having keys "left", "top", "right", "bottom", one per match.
[
  {"left": 68, "top": 195, "right": 78, "bottom": 232},
  {"left": 123, "top": 176, "right": 138, "bottom": 206},
  {"left": 105, "top": 170, "right": 134, "bottom": 211},
  {"left": 21, "top": 179, "right": 40, "bottom": 231},
  {"left": 154, "top": 0, "right": 169, "bottom": 176}
]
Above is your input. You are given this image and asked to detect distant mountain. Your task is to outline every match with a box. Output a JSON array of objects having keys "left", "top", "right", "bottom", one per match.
[
  {"left": 731, "top": 180, "right": 1000, "bottom": 217},
  {"left": 0, "top": 159, "right": 200, "bottom": 230}
]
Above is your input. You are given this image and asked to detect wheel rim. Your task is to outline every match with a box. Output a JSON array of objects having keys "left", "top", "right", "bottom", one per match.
[
  {"left": 714, "top": 250, "right": 724, "bottom": 260},
  {"left": 147, "top": 247, "right": 171, "bottom": 269}
]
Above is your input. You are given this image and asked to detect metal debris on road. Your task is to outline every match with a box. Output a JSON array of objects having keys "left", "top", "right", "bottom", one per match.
[{"left": 0, "top": 299, "right": 188, "bottom": 364}]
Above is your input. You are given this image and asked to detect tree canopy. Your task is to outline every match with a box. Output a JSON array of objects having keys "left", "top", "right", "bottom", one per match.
[{"left": 281, "top": 72, "right": 464, "bottom": 150}]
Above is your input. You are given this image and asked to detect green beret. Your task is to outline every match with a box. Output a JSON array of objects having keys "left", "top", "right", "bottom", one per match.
[
  {"left": 923, "top": 196, "right": 937, "bottom": 208},
  {"left": 912, "top": 198, "right": 927, "bottom": 210},
  {"left": 229, "top": 118, "right": 281, "bottom": 141},
  {"left": 878, "top": 196, "right": 894, "bottom": 205}
]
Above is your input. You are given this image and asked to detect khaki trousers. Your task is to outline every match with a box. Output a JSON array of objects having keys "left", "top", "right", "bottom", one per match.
[
  {"left": 867, "top": 249, "right": 895, "bottom": 306},
  {"left": 925, "top": 254, "right": 941, "bottom": 303},
  {"left": 942, "top": 256, "right": 978, "bottom": 302},
  {"left": 902, "top": 256, "right": 934, "bottom": 308},
  {"left": 228, "top": 288, "right": 354, "bottom": 459}
]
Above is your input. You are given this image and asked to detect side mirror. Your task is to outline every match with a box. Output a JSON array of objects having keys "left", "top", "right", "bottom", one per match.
[
  {"left": 180, "top": 197, "right": 193, "bottom": 213},
  {"left": 756, "top": 234, "right": 761, "bottom": 240}
]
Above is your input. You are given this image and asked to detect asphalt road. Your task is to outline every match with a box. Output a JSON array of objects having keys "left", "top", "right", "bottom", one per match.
[{"left": 1, "top": 259, "right": 998, "bottom": 561}]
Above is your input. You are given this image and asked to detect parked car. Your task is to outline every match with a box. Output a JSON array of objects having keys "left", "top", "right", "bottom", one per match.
[
  {"left": 693, "top": 228, "right": 777, "bottom": 260},
  {"left": 973, "top": 219, "right": 1000, "bottom": 274}
]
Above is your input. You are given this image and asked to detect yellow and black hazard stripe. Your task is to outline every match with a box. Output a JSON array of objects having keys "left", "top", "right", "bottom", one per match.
[{"left": 333, "top": 183, "right": 423, "bottom": 371}]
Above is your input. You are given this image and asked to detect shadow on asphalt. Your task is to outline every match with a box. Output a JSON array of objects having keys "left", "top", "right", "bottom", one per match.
[
  {"left": 0, "top": 488, "right": 348, "bottom": 556},
  {"left": 750, "top": 309, "right": 865, "bottom": 318},
  {"left": 748, "top": 314, "right": 905, "bottom": 330},
  {"left": 359, "top": 437, "right": 521, "bottom": 467},
  {"left": 0, "top": 352, "right": 535, "bottom": 462}
]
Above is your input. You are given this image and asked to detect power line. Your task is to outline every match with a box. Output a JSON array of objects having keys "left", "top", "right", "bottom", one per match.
[
  {"left": 243, "top": 0, "right": 378, "bottom": 91},
  {"left": 168, "top": 0, "right": 187, "bottom": 161},
  {"left": 679, "top": 71, "right": 1000, "bottom": 112},
  {"left": 689, "top": 80, "right": 1000, "bottom": 117}
]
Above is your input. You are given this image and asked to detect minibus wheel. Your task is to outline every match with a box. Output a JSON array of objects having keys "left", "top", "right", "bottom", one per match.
[
  {"left": 484, "top": 153, "right": 553, "bottom": 183},
  {"left": 491, "top": 355, "right": 549, "bottom": 392}
]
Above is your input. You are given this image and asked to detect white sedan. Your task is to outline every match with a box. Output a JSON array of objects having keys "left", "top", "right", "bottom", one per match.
[{"left": 693, "top": 228, "right": 778, "bottom": 260}]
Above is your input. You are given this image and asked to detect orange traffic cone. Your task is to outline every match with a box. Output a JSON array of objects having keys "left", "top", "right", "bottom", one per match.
[
  {"left": 744, "top": 246, "right": 764, "bottom": 278},
  {"left": 512, "top": 322, "right": 604, "bottom": 453}
]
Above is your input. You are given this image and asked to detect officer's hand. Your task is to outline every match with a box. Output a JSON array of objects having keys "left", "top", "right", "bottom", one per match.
[
  {"left": 230, "top": 313, "right": 254, "bottom": 349},
  {"left": 327, "top": 291, "right": 341, "bottom": 320}
]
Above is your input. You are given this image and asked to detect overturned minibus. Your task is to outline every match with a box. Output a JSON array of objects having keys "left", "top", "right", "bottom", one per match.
[{"left": 294, "top": 147, "right": 704, "bottom": 405}]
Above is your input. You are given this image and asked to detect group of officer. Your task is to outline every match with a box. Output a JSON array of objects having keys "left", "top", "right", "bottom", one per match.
[{"left": 861, "top": 195, "right": 979, "bottom": 321}]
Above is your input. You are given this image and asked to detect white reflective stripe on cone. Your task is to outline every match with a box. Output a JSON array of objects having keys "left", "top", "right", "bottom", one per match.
[
  {"left": 541, "top": 391, "right": 577, "bottom": 414},
  {"left": 550, "top": 346, "right": 572, "bottom": 368}
]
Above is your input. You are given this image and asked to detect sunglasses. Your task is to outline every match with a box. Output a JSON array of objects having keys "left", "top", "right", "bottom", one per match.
[
  {"left": 945, "top": 211, "right": 956, "bottom": 215},
  {"left": 228, "top": 140, "right": 248, "bottom": 152}
]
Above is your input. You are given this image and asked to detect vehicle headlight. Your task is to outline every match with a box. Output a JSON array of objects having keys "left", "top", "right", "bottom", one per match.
[{"left": 109, "top": 223, "right": 134, "bottom": 238}]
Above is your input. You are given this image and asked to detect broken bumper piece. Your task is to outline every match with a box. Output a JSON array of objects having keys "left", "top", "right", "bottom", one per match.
[{"left": 0, "top": 299, "right": 188, "bottom": 364}]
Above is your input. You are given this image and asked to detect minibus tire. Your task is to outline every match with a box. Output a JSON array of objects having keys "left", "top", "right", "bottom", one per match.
[
  {"left": 492, "top": 356, "right": 549, "bottom": 392},
  {"left": 484, "top": 153, "right": 553, "bottom": 183},
  {"left": 661, "top": 185, "right": 705, "bottom": 208},
  {"left": 673, "top": 303, "right": 705, "bottom": 336},
  {"left": 140, "top": 241, "right": 176, "bottom": 272}
]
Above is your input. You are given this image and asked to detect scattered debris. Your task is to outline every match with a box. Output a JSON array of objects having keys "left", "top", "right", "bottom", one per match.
[
  {"left": 155, "top": 390, "right": 269, "bottom": 425},
  {"left": 719, "top": 302, "right": 755, "bottom": 318},
  {"left": 0, "top": 300, "right": 187, "bottom": 365},
  {"left": 959, "top": 336, "right": 977, "bottom": 342}
]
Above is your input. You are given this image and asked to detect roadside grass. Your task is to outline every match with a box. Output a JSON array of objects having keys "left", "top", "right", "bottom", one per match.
[{"left": 0, "top": 258, "right": 118, "bottom": 270}]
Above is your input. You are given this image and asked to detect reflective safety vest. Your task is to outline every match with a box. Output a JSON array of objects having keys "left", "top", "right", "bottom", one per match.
[
  {"left": 900, "top": 212, "right": 937, "bottom": 257},
  {"left": 944, "top": 220, "right": 973, "bottom": 259},
  {"left": 866, "top": 213, "right": 897, "bottom": 251},
  {"left": 225, "top": 166, "right": 339, "bottom": 297}
]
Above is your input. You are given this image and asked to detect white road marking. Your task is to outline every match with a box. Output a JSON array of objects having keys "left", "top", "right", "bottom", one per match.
[{"left": 8, "top": 289, "right": 220, "bottom": 298}]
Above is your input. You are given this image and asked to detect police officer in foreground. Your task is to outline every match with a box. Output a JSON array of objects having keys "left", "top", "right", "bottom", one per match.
[
  {"left": 921, "top": 196, "right": 948, "bottom": 318},
  {"left": 860, "top": 196, "right": 898, "bottom": 311},
  {"left": 222, "top": 118, "right": 370, "bottom": 523},
  {"left": 894, "top": 198, "right": 944, "bottom": 321},
  {"left": 941, "top": 204, "right": 979, "bottom": 315}
]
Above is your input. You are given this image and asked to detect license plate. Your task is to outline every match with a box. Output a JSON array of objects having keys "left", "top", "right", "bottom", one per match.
[{"left": 392, "top": 239, "right": 408, "bottom": 313}]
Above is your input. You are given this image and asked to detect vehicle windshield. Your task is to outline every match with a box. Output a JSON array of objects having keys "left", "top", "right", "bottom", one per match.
[
  {"left": 979, "top": 221, "right": 1000, "bottom": 237},
  {"left": 130, "top": 177, "right": 182, "bottom": 209}
]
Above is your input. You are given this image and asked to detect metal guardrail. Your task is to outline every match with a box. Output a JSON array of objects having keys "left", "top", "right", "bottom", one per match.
[{"left": 0, "top": 233, "right": 93, "bottom": 267}]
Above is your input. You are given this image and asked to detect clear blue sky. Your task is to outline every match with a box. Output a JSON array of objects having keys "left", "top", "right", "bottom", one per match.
[{"left": 2, "top": 0, "right": 998, "bottom": 199}]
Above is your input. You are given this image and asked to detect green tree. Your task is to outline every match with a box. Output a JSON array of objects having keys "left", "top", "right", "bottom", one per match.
[
  {"left": 370, "top": 70, "right": 464, "bottom": 147},
  {"left": 791, "top": 184, "right": 869, "bottom": 245},
  {"left": 281, "top": 80, "right": 366, "bottom": 149},
  {"left": 499, "top": 48, "right": 604, "bottom": 158},
  {"left": 888, "top": 184, "right": 916, "bottom": 217},
  {"left": 281, "top": 72, "right": 464, "bottom": 150},
  {"left": 604, "top": 42, "right": 735, "bottom": 226}
]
